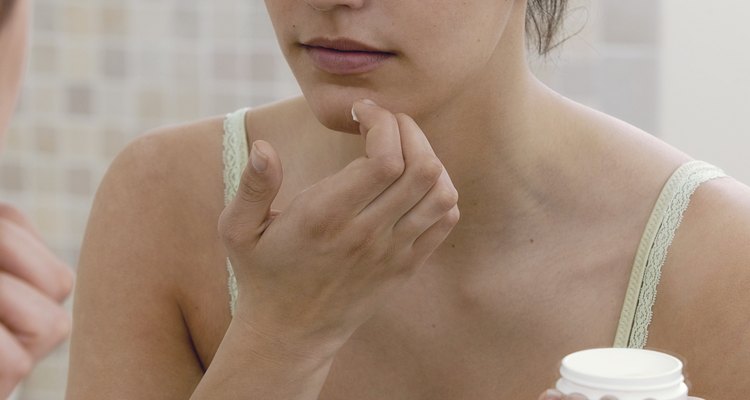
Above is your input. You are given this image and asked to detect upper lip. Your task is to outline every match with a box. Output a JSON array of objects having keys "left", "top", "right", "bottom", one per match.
[{"left": 301, "top": 38, "right": 393, "bottom": 53}]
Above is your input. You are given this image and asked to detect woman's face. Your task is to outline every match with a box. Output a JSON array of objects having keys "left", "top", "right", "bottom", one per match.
[
  {"left": 0, "top": 0, "right": 28, "bottom": 145},
  {"left": 264, "top": 0, "right": 521, "bottom": 133}
]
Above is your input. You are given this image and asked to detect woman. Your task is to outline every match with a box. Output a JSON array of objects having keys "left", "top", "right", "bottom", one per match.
[
  {"left": 0, "top": 0, "right": 74, "bottom": 395},
  {"left": 67, "top": 0, "right": 747, "bottom": 398}
]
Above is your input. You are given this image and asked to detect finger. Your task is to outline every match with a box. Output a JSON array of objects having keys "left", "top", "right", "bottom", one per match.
[
  {"left": 410, "top": 204, "right": 460, "bottom": 259},
  {"left": 0, "top": 324, "right": 33, "bottom": 397},
  {"left": 538, "top": 389, "right": 564, "bottom": 400},
  {"left": 300, "top": 101, "right": 405, "bottom": 217},
  {"left": 0, "top": 272, "right": 71, "bottom": 360},
  {"left": 352, "top": 100, "right": 403, "bottom": 161},
  {"left": 219, "top": 140, "right": 284, "bottom": 250},
  {"left": 0, "top": 218, "right": 74, "bottom": 302},
  {"left": 0, "top": 203, "right": 42, "bottom": 240},
  {"left": 393, "top": 167, "right": 458, "bottom": 242},
  {"left": 358, "top": 113, "right": 445, "bottom": 227}
]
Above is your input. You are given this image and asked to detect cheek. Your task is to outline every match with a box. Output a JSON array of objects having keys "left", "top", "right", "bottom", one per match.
[{"left": 395, "top": 3, "right": 512, "bottom": 93}]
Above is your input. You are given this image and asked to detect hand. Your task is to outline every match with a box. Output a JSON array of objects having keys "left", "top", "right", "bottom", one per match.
[
  {"left": 218, "top": 100, "right": 460, "bottom": 358},
  {"left": 0, "top": 204, "right": 74, "bottom": 396},
  {"left": 538, "top": 389, "right": 705, "bottom": 400}
]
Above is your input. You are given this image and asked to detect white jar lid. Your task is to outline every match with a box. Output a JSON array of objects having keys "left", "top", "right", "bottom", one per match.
[{"left": 559, "top": 348, "right": 685, "bottom": 392}]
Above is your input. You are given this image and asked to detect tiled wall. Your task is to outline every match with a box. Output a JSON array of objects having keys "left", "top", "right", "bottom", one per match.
[{"left": 0, "top": 0, "right": 657, "bottom": 398}]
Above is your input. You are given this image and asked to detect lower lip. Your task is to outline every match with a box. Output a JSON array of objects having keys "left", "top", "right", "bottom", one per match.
[{"left": 304, "top": 46, "right": 394, "bottom": 75}]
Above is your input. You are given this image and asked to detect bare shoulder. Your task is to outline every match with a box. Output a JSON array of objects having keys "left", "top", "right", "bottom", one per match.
[
  {"left": 68, "top": 116, "right": 229, "bottom": 398},
  {"left": 80, "top": 115, "right": 229, "bottom": 283},
  {"left": 647, "top": 175, "right": 750, "bottom": 397}
]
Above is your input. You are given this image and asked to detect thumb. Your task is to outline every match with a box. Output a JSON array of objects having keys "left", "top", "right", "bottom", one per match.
[{"left": 223, "top": 140, "right": 283, "bottom": 239}]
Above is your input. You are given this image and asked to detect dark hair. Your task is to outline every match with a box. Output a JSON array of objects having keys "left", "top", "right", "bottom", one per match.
[{"left": 526, "top": 0, "right": 569, "bottom": 55}]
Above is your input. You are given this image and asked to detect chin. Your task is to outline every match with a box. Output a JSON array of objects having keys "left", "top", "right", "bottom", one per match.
[
  {"left": 301, "top": 82, "right": 395, "bottom": 135},
  {"left": 310, "top": 100, "right": 361, "bottom": 135}
]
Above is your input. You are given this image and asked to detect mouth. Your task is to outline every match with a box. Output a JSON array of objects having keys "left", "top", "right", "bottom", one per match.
[{"left": 300, "top": 38, "right": 396, "bottom": 75}]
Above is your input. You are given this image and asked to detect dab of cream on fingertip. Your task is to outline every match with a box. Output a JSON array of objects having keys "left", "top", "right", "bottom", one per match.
[{"left": 351, "top": 107, "right": 359, "bottom": 123}]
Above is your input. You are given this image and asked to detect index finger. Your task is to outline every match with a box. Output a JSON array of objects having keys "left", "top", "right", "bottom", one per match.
[{"left": 352, "top": 100, "right": 403, "bottom": 163}]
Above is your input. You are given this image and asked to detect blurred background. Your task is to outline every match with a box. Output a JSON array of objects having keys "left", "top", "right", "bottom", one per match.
[{"left": 1, "top": 0, "right": 747, "bottom": 398}]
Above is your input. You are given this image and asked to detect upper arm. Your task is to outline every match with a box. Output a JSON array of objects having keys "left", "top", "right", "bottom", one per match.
[
  {"left": 66, "top": 124, "right": 222, "bottom": 399},
  {"left": 647, "top": 177, "right": 750, "bottom": 398}
]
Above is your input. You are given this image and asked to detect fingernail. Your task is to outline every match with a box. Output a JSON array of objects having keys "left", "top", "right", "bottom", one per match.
[
  {"left": 361, "top": 99, "right": 377, "bottom": 106},
  {"left": 568, "top": 393, "right": 589, "bottom": 400},
  {"left": 351, "top": 106, "right": 359, "bottom": 122},
  {"left": 543, "top": 389, "right": 564, "bottom": 400},
  {"left": 250, "top": 142, "right": 268, "bottom": 172}
]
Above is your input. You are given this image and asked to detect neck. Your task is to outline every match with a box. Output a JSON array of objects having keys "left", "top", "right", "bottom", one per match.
[{"left": 411, "top": 63, "right": 591, "bottom": 253}]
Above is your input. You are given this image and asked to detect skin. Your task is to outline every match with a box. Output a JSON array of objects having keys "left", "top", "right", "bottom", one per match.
[
  {"left": 0, "top": 0, "right": 75, "bottom": 396},
  {"left": 68, "top": 0, "right": 750, "bottom": 399}
]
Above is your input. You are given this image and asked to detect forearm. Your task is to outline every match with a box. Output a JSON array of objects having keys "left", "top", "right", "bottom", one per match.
[{"left": 190, "top": 318, "right": 338, "bottom": 400}]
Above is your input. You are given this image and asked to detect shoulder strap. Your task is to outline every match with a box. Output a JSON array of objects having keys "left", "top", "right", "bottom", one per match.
[
  {"left": 613, "top": 160, "right": 726, "bottom": 348},
  {"left": 222, "top": 108, "right": 250, "bottom": 316}
]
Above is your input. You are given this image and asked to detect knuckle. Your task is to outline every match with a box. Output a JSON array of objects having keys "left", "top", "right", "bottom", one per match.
[
  {"left": 49, "top": 309, "right": 72, "bottom": 343},
  {"left": 345, "top": 225, "right": 381, "bottom": 256},
  {"left": 377, "top": 110, "right": 399, "bottom": 127},
  {"left": 217, "top": 212, "right": 248, "bottom": 248},
  {"left": 412, "top": 157, "right": 443, "bottom": 184},
  {"left": 445, "top": 206, "right": 461, "bottom": 226},
  {"left": 239, "top": 180, "right": 266, "bottom": 203},
  {"left": 237, "top": 169, "right": 267, "bottom": 203},
  {"left": 301, "top": 211, "right": 340, "bottom": 240},
  {"left": 53, "top": 265, "right": 75, "bottom": 301},
  {"left": 373, "top": 156, "right": 405, "bottom": 182},
  {"left": 434, "top": 187, "right": 459, "bottom": 211}
]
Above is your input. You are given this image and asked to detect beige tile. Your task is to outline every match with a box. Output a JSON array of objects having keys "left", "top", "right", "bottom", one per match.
[
  {"left": 3, "top": 124, "right": 24, "bottom": 152},
  {"left": 33, "top": 0, "right": 59, "bottom": 32},
  {"left": 63, "top": 4, "right": 95, "bottom": 35},
  {"left": 173, "top": 52, "right": 200, "bottom": 81},
  {"left": 173, "top": 6, "right": 200, "bottom": 40},
  {"left": 102, "top": 48, "right": 129, "bottom": 79},
  {"left": 0, "top": 160, "right": 24, "bottom": 191},
  {"left": 245, "top": 52, "right": 277, "bottom": 81},
  {"left": 32, "top": 204, "right": 65, "bottom": 240},
  {"left": 168, "top": 90, "right": 202, "bottom": 120},
  {"left": 31, "top": 43, "right": 59, "bottom": 75},
  {"left": 62, "top": 45, "right": 96, "bottom": 80},
  {"left": 66, "top": 167, "right": 92, "bottom": 197},
  {"left": 34, "top": 124, "right": 58, "bottom": 154},
  {"left": 66, "top": 85, "right": 93, "bottom": 115},
  {"left": 214, "top": 51, "right": 241, "bottom": 80},
  {"left": 138, "top": 89, "right": 164, "bottom": 120},
  {"left": 102, "top": 126, "right": 129, "bottom": 159},
  {"left": 60, "top": 125, "right": 98, "bottom": 159},
  {"left": 32, "top": 84, "right": 61, "bottom": 115},
  {"left": 601, "top": 0, "right": 658, "bottom": 44},
  {"left": 31, "top": 164, "right": 63, "bottom": 194},
  {"left": 100, "top": 5, "right": 129, "bottom": 36}
]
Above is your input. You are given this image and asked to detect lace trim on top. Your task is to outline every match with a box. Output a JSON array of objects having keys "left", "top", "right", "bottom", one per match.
[
  {"left": 613, "top": 160, "right": 726, "bottom": 348},
  {"left": 222, "top": 108, "right": 249, "bottom": 316}
]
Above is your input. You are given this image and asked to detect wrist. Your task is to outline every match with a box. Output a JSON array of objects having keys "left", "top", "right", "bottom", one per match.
[{"left": 229, "top": 312, "right": 346, "bottom": 366}]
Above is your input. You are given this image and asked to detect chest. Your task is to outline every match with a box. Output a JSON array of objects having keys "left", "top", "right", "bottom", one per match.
[{"left": 185, "top": 246, "right": 633, "bottom": 399}]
